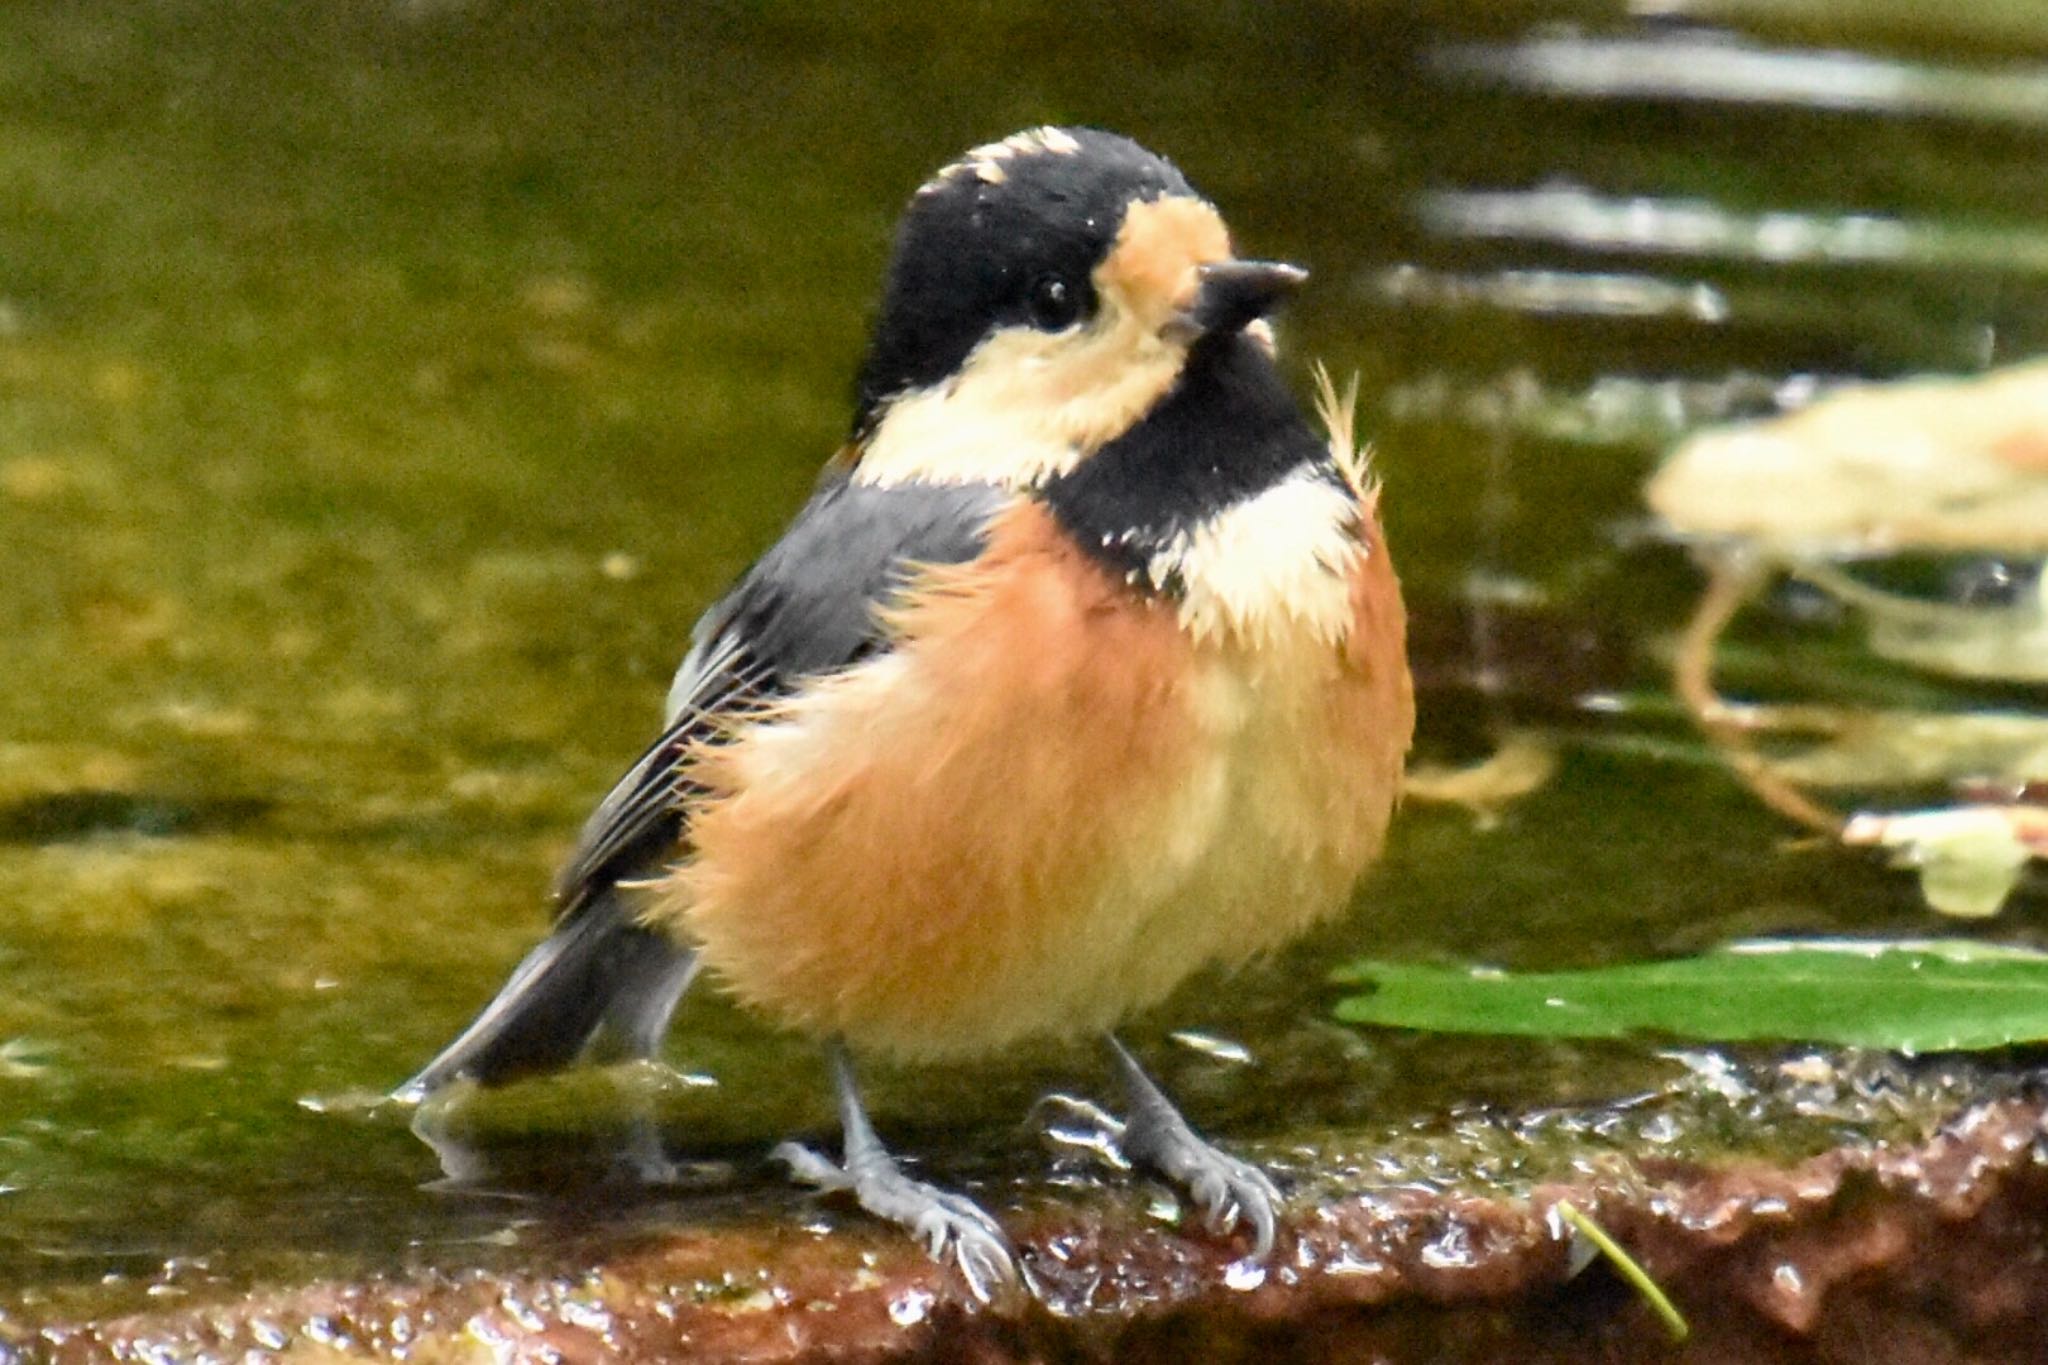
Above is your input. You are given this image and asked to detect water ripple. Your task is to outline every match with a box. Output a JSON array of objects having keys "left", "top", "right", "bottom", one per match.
[
  {"left": 1369, "top": 264, "right": 1730, "bottom": 322},
  {"left": 1434, "top": 33, "right": 2048, "bottom": 127},
  {"left": 1419, "top": 185, "right": 2048, "bottom": 275}
]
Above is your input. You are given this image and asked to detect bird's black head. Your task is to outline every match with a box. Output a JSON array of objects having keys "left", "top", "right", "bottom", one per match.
[
  {"left": 847, "top": 127, "right": 1306, "bottom": 487},
  {"left": 855, "top": 128, "right": 1192, "bottom": 423}
]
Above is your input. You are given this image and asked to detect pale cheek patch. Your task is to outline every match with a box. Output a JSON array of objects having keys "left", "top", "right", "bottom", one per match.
[
  {"left": 1150, "top": 471, "right": 1364, "bottom": 650},
  {"left": 854, "top": 194, "right": 1240, "bottom": 490},
  {"left": 852, "top": 294, "right": 1188, "bottom": 488}
]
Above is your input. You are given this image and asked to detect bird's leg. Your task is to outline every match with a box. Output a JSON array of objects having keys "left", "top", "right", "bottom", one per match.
[
  {"left": 1104, "top": 1034, "right": 1282, "bottom": 1260},
  {"left": 773, "top": 1040, "right": 1018, "bottom": 1302}
]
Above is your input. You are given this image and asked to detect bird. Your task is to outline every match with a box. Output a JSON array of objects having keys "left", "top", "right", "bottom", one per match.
[{"left": 398, "top": 125, "right": 1413, "bottom": 1299}]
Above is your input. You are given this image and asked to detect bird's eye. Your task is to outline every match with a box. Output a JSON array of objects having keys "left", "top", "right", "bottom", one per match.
[{"left": 1026, "top": 273, "right": 1086, "bottom": 331}]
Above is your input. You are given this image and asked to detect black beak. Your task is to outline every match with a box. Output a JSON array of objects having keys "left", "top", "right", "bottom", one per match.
[{"left": 1184, "top": 259, "right": 1309, "bottom": 336}]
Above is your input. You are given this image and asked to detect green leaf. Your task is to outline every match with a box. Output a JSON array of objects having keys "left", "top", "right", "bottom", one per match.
[{"left": 1331, "top": 939, "right": 2048, "bottom": 1052}]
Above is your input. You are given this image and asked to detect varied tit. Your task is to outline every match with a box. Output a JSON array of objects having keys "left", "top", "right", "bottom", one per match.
[{"left": 400, "top": 125, "right": 1412, "bottom": 1298}]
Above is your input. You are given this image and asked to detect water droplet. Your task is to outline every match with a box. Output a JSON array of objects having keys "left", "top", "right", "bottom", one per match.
[
  {"left": 888, "top": 1288, "right": 934, "bottom": 1325},
  {"left": 1169, "top": 1031, "right": 1253, "bottom": 1065},
  {"left": 1420, "top": 1223, "right": 1476, "bottom": 1270},
  {"left": 303, "top": 1315, "right": 353, "bottom": 1350},
  {"left": 1222, "top": 1259, "right": 1267, "bottom": 1291},
  {"left": 498, "top": 1292, "right": 548, "bottom": 1333}
]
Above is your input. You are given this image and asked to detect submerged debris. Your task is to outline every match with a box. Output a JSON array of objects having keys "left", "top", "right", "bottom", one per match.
[
  {"left": 1648, "top": 359, "right": 2048, "bottom": 559},
  {"left": 1402, "top": 733, "right": 1560, "bottom": 828},
  {"left": 1841, "top": 806, "right": 2048, "bottom": 919},
  {"left": 1652, "top": 360, "right": 2048, "bottom": 916}
]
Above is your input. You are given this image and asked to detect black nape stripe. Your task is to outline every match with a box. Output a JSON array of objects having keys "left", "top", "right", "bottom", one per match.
[{"left": 1037, "top": 334, "right": 1335, "bottom": 583}]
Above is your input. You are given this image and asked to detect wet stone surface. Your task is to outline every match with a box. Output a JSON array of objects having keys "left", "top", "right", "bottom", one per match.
[{"left": 19, "top": 1077, "right": 2048, "bottom": 1362}]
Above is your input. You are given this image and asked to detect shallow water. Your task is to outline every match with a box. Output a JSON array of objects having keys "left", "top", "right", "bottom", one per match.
[{"left": 1, "top": 0, "right": 2045, "bottom": 1330}]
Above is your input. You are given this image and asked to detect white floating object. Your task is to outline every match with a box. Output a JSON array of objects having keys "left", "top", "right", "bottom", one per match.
[
  {"left": 1648, "top": 360, "right": 2048, "bottom": 557},
  {"left": 1841, "top": 805, "right": 2048, "bottom": 919}
]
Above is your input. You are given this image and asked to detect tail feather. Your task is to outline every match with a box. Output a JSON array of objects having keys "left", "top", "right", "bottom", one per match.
[{"left": 396, "top": 892, "right": 697, "bottom": 1101}]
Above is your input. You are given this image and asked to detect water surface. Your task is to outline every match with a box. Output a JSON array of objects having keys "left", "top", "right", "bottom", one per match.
[{"left": 1, "top": 0, "right": 2045, "bottom": 1328}]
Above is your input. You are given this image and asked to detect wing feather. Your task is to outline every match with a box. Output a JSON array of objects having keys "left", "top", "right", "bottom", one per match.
[{"left": 551, "top": 477, "right": 1012, "bottom": 914}]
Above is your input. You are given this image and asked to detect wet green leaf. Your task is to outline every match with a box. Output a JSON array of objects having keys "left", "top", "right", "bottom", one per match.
[{"left": 1332, "top": 939, "right": 2048, "bottom": 1052}]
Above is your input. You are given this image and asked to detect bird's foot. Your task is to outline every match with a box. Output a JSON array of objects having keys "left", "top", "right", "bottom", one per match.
[
  {"left": 774, "top": 1139, "right": 1018, "bottom": 1303},
  {"left": 1118, "top": 1102, "right": 1282, "bottom": 1258},
  {"left": 1105, "top": 1038, "right": 1283, "bottom": 1260}
]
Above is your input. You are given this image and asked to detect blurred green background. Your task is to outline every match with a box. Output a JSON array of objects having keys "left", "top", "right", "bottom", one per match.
[{"left": 2, "top": 0, "right": 2046, "bottom": 1328}]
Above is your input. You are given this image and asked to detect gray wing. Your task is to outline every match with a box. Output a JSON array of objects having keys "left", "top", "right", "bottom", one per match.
[{"left": 552, "top": 476, "right": 1011, "bottom": 913}]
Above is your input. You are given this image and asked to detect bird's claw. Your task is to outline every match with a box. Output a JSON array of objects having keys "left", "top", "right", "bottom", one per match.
[
  {"left": 1179, "top": 1145, "right": 1281, "bottom": 1257},
  {"left": 770, "top": 1140, "right": 851, "bottom": 1192},
  {"left": 1122, "top": 1105, "right": 1283, "bottom": 1261},
  {"left": 911, "top": 1195, "right": 1014, "bottom": 1302},
  {"left": 776, "top": 1141, "right": 1019, "bottom": 1303}
]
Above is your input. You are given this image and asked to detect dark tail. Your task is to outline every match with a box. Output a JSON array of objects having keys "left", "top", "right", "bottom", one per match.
[{"left": 394, "top": 891, "right": 699, "bottom": 1102}]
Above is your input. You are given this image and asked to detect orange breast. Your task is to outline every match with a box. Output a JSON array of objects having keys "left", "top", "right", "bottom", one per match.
[{"left": 656, "top": 498, "right": 1410, "bottom": 1060}]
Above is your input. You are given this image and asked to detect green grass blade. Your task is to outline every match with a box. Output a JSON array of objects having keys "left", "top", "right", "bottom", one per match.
[{"left": 1555, "top": 1200, "right": 1689, "bottom": 1342}]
